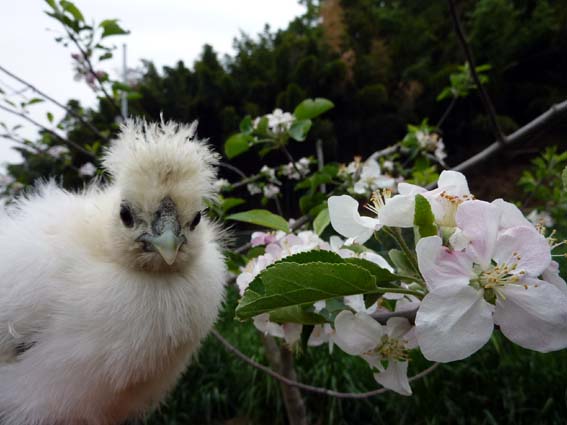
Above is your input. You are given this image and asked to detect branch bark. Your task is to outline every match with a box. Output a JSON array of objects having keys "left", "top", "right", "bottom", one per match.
[
  {"left": 211, "top": 329, "right": 439, "bottom": 399},
  {"left": 0, "top": 65, "right": 110, "bottom": 143},
  {"left": 452, "top": 99, "right": 567, "bottom": 174},
  {"left": 262, "top": 336, "right": 308, "bottom": 425},
  {"left": 0, "top": 104, "right": 97, "bottom": 159}
]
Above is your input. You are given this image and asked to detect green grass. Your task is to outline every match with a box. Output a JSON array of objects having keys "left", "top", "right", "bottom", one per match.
[{"left": 146, "top": 287, "right": 567, "bottom": 425}]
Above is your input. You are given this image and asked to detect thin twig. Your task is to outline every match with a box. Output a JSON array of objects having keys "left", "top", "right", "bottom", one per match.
[
  {"left": 0, "top": 65, "right": 110, "bottom": 143},
  {"left": 436, "top": 96, "right": 457, "bottom": 128},
  {"left": 219, "top": 161, "right": 247, "bottom": 179},
  {"left": 447, "top": 0, "right": 506, "bottom": 144},
  {"left": 64, "top": 29, "right": 124, "bottom": 120},
  {"left": 211, "top": 329, "right": 438, "bottom": 399},
  {"left": 0, "top": 104, "right": 97, "bottom": 159}
]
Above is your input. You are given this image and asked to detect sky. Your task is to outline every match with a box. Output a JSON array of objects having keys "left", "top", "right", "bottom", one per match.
[{"left": 0, "top": 0, "right": 305, "bottom": 166}]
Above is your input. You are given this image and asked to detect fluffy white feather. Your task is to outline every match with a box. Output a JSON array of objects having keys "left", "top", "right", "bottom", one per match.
[{"left": 0, "top": 120, "right": 226, "bottom": 425}]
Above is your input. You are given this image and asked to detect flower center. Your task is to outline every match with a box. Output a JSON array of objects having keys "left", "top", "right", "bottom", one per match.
[
  {"left": 366, "top": 189, "right": 391, "bottom": 216},
  {"left": 473, "top": 252, "right": 527, "bottom": 301},
  {"left": 375, "top": 335, "right": 408, "bottom": 361}
]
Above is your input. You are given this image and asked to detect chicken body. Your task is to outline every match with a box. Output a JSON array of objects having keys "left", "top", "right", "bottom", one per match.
[{"left": 0, "top": 121, "right": 226, "bottom": 425}]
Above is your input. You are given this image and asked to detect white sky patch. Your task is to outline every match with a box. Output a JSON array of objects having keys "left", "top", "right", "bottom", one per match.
[{"left": 0, "top": 0, "right": 304, "bottom": 166}]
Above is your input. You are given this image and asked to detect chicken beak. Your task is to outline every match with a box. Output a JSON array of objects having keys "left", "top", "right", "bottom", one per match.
[{"left": 149, "top": 225, "right": 186, "bottom": 265}]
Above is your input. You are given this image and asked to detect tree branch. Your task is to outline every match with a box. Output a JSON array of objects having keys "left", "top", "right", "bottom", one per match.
[
  {"left": 211, "top": 329, "right": 439, "bottom": 399},
  {"left": 63, "top": 29, "right": 124, "bottom": 120},
  {"left": 448, "top": 0, "right": 506, "bottom": 144},
  {"left": 0, "top": 104, "right": 97, "bottom": 159},
  {"left": 452, "top": 99, "right": 567, "bottom": 174},
  {"left": 0, "top": 65, "right": 111, "bottom": 143}
]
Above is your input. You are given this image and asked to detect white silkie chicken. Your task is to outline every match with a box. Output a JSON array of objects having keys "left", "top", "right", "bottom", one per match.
[{"left": 0, "top": 120, "right": 226, "bottom": 425}]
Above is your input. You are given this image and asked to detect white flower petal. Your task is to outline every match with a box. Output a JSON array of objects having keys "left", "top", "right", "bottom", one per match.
[
  {"left": 359, "top": 251, "right": 394, "bottom": 272},
  {"left": 415, "top": 285, "right": 494, "bottom": 362},
  {"left": 328, "top": 195, "right": 378, "bottom": 244},
  {"left": 495, "top": 280, "right": 567, "bottom": 352},
  {"left": 493, "top": 226, "right": 551, "bottom": 277},
  {"left": 416, "top": 236, "right": 474, "bottom": 290},
  {"left": 334, "top": 311, "right": 384, "bottom": 355},
  {"left": 374, "top": 360, "right": 412, "bottom": 396},
  {"left": 456, "top": 200, "right": 500, "bottom": 269},
  {"left": 379, "top": 194, "right": 416, "bottom": 227},
  {"left": 437, "top": 170, "right": 470, "bottom": 196},
  {"left": 385, "top": 317, "right": 413, "bottom": 340}
]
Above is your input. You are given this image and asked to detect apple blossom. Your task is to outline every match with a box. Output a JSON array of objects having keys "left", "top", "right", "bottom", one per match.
[
  {"left": 379, "top": 170, "right": 472, "bottom": 227},
  {"left": 415, "top": 200, "right": 567, "bottom": 362},
  {"left": 328, "top": 192, "right": 391, "bottom": 244},
  {"left": 353, "top": 158, "right": 396, "bottom": 195},
  {"left": 333, "top": 311, "right": 416, "bottom": 395}
]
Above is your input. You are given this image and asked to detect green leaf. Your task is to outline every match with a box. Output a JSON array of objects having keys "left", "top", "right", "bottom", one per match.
[
  {"left": 294, "top": 98, "right": 334, "bottom": 120},
  {"left": 226, "top": 209, "right": 289, "bottom": 232},
  {"left": 127, "top": 92, "right": 142, "bottom": 101},
  {"left": 236, "top": 262, "right": 376, "bottom": 320},
  {"left": 99, "top": 19, "right": 129, "bottom": 38},
  {"left": 45, "top": 0, "right": 57, "bottom": 10},
  {"left": 344, "top": 258, "right": 399, "bottom": 284},
  {"left": 46, "top": 112, "right": 54, "bottom": 123},
  {"left": 99, "top": 52, "right": 113, "bottom": 61},
  {"left": 224, "top": 133, "right": 252, "bottom": 159},
  {"left": 282, "top": 250, "right": 345, "bottom": 264},
  {"left": 288, "top": 119, "right": 312, "bottom": 142},
  {"left": 60, "top": 0, "right": 84, "bottom": 21},
  {"left": 269, "top": 305, "right": 326, "bottom": 324},
  {"left": 221, "top": 197, "right": 245, "bottom": 213},
  {"left": 112, "top": 81, "right": 134, "bottom": 92},
  {"left": 562, "top": 166, "right": 567, "bottom": 191},
  {"left": 27, "top": 98, "right": 45, "bottom": 106},
  {"left": 389, "top": 249, "right": 414, "bottom": 276},
  {"left": 239, "top": 115, "right": 253, "bottom": 134},
  {"left": 414, "top": 194, "right": 437, "bottom": 238},
  {"left": 313, "top": 208, "right": 330, "bottom": 236}
]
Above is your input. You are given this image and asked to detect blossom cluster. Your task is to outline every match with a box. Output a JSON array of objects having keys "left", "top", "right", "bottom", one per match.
[
  {"left": 327, "top": 171, "right": 567, "bottom": 384},
  {"left": 235, "top": 170, "right": 567, "bottom": 396}
]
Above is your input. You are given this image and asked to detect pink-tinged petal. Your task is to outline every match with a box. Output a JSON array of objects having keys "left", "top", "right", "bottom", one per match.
[
  {"left": 385, "top": 317, "right": 413, "bottom": 340},
  {"left": 542, "top": 261, "right": 567, "bottom": 295},
  {"left": 495, "top": 280, "right": 567, "bottom": 352},
  {"left": 334, "top": 311, "right": 384, "bottom": 355},
  {"left": 307, "top": 324, "right": 334, "bottom": 348},
  {"left": 283, "top": 323, "right": 303, "bottom": 346},
  {"left": 491, "top": 199, "right": 532, "bottom": 230},
  {"left": 374, "top": 360, "right": 412, "bottom": 396},
  {"left": 416, "top": 236, "right": 474, "bottom": 290},
  {"left": 415, "top": 285, "right": 494, "bottom": 362},
  {"left": 379, "top": 194, "right": 417, "bottom": 227},
  {"left": 493, "top": 226, "right": 551, "bottom": 277},
  {"left": 328, "top": 195, "right": 378, "bottom": 244},
  {"left": 449, "top": 228, "right": 468, "bottom": 251},
  {"left": 456, "top": 200, "right": 500, "bottom": 269},
  {"left": 437, "top": 170, "right": 470, "bottom": 196}
]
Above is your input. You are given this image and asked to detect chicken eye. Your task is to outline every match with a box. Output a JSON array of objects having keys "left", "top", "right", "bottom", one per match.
[
  {"left": 120, "top": 204, "right": 135, "bottom": 228},
  {"left": 189, "top": 211, "right": 201, "bottom": 231}
]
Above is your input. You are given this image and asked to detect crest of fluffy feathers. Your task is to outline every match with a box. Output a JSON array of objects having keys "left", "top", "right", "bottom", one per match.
[{"left": 0, "top": 120, "right": 226, "bottom": 425}]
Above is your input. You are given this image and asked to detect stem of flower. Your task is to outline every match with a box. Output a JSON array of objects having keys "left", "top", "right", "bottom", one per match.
[
  {"left": 368, "top": 287, "right": 424, "bottom": 298},
  {"left": 382, "top": 227, "right": 421, "bottom": 277}
]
